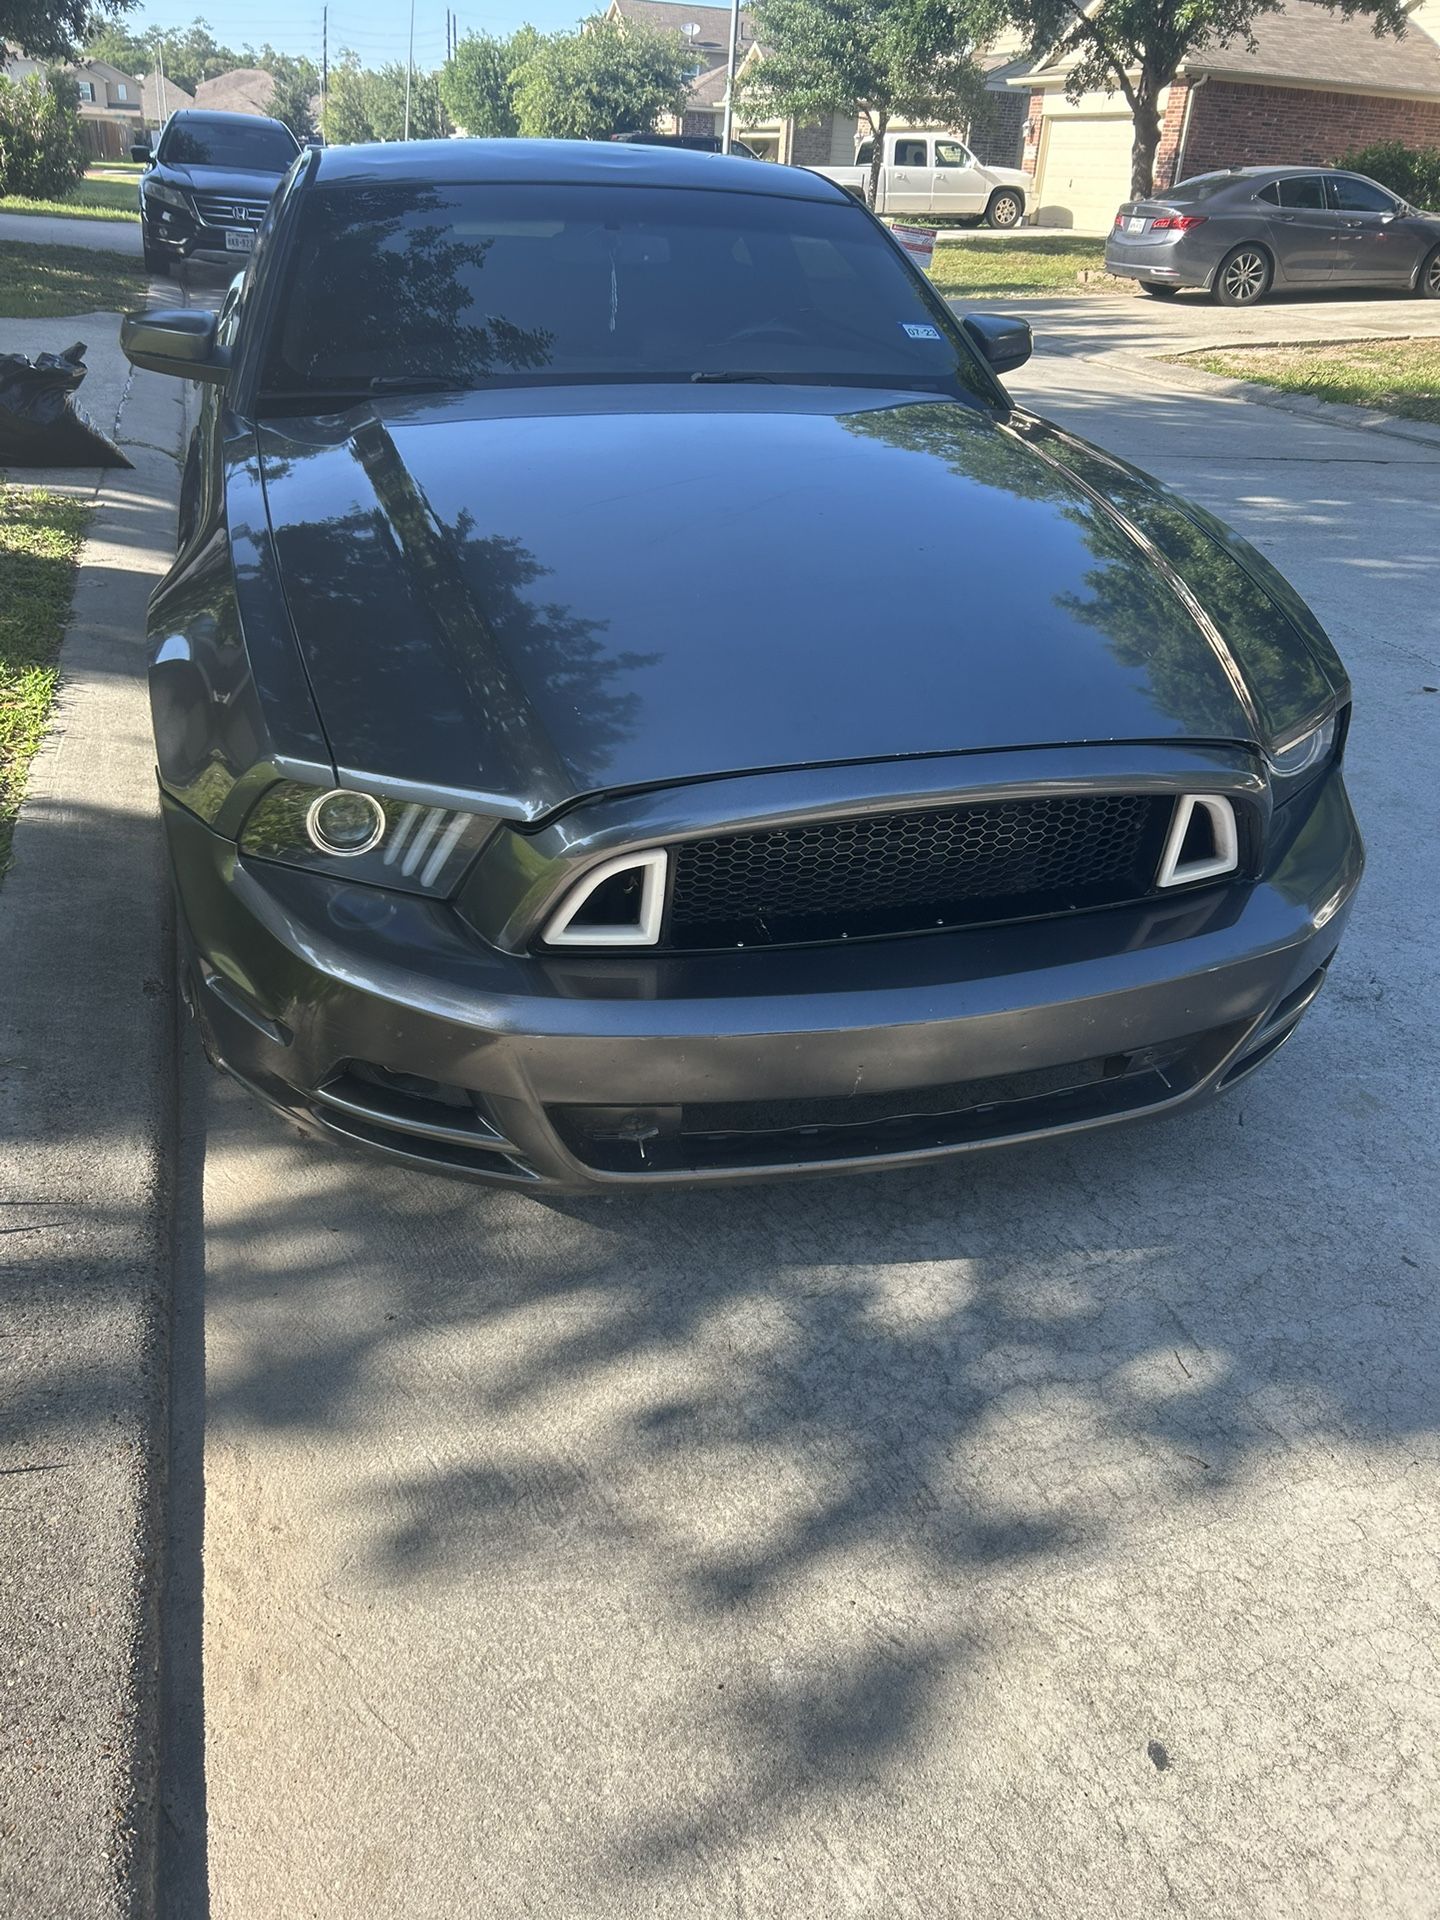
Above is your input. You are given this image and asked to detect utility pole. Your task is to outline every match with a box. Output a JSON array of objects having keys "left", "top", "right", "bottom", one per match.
[
  {"left": 321, "top": 5, "right": 328, "bottom": 143},
  {"left": 156, "top": 38, "right": 168, "bottom": 124},
  {"left": 721, "top": 0, "right": 740, "bottom": 153},
  {"left": 403, "top": 0, "right": 416, "bottom": 139}
]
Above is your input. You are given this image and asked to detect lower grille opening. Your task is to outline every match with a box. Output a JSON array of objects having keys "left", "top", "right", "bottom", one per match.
[
  {"left": 550, "top": 1039, "right": 1212, "bottom": 1176},
  {"left": 666, "top": 793, "right": 1177, "bottom": 949},
  {"left": 311, "top": 1061, "right": 523, "bottom": 1166}
]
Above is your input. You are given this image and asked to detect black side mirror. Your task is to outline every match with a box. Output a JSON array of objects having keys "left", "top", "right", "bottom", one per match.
[
  {"left": 962, "top": 312, "right": 1033, "bottom": 377},
  {"left": 121, "top": 308, "right": 231, "bottom": 384},
  {"left": 130, "top": 141, "right": 152, "bottom": 163}
]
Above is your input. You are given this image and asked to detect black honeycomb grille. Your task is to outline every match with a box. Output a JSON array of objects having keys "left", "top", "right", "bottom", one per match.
[{"left": 666, "top": 793, "right": 1169, "bottom": 948}]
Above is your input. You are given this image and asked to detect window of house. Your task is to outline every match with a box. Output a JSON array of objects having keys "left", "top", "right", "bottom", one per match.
[
  {"left": 115, "top": 82, "right": 128, "bottom": 100},
  {"left": 934, "top": 142, "right": 974, "bottom": 169},
  {"left": 77, "top": 80, "right": 95, "bottom": 102},
  {"left": 1327, "top": 173, "right": 1397, "bottom": 213},
  {"left": 1277, "top": 176, "right": 1326, "bottom": 210},
  {"left": 893, "top": 140, "right": 928, "bottom": 167}
]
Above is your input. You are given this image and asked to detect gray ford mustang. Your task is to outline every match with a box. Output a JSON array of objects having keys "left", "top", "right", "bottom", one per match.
[{"left": 122, "top": 140, "right": 1362, "bottom": 1188}]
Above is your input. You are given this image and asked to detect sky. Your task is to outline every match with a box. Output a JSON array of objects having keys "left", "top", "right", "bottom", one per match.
[{"left": 124, "top": 0, "right": 600, "bottom": 70}]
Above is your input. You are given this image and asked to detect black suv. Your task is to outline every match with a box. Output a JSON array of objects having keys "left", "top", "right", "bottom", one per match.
[{"left": 134, "top": 109, "right": 300, "bottom": 275}]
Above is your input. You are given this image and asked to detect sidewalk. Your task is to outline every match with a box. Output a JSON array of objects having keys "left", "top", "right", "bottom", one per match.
[{"left": 0, "top": 308, "right": 185, "bottom": 1918}]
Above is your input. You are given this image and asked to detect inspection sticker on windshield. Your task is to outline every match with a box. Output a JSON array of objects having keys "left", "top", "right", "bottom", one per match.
[{"left": 901, "top": 322, "right": 942, "bottom": 341}]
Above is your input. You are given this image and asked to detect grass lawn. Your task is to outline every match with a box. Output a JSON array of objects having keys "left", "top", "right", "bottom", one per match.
[
  {"left": 0, "top": 240, "right": 145, "bottom": 317},
  {"left": 927, "top": 234, "right": 1120, "bottom": 299},
  {"left": 0, "top": 169, "right": 139, "bottom": 221},
  {"left": 1183, "top": 340, "right": 1440, "bottom": 427},
  {"left": 0, "top": 483, "right": 90, "bottom": 875}
]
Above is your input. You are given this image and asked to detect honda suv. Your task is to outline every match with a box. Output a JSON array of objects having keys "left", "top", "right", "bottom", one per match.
[{"left": 134, "top": 109, "right": 300, "bottom": 275}]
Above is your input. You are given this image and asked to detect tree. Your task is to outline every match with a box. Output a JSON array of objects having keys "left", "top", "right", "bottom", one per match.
[
  {"left": 511, "top": 16, "right": 690, "bottom": 141},
  {"left": 256, "top": 48, "right": 319, "bottom": 141},
  {"left": 439, "top": 27, "right": 539, "bottom": 138},
  {"left": 742, "top": 0, "right": 1004, "bottom": 208},
  {"left": 323, "top": 53, "right": 449, "bottom": 144},
  {"left": 1003, "top": 0, "right": 1411, "bottom": 201},
  {"left": 0, "top": 66, "right": 86, "bottom": 192},
  {"left": 2, "top": 0, "right": 135, "bottom": 63}
]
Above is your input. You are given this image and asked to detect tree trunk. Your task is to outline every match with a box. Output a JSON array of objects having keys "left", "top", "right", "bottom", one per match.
[
  {"left": 1129, "top": 67, "right": 1165, "bottom": 201},
  {"left": 868, "top": 108, "right": 888, "bottom": 213}
]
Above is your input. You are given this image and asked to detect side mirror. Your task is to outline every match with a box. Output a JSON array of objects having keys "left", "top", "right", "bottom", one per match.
[
  {"left": 962, "top": 312, "right": 1033, "bottom": 377},
  {"left": 130, "top": 141, "right": 152, "bottom": 163},
  {"left": 121, "top": 308, "right": 231, "bottom": 384}
]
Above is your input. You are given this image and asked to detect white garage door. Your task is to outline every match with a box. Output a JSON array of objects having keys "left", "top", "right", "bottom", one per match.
[{"left": 1036, "top": 115, "right": 1134, "bottom": 229}]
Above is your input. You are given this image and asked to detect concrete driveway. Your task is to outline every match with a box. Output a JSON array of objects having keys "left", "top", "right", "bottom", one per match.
[{"left": 186, "top": 298, "right": 1440, "bottom": 1919}]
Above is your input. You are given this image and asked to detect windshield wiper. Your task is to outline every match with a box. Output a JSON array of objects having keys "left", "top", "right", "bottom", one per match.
[{"left": 690, "top": 370, "right": 778, "bottom": 384}]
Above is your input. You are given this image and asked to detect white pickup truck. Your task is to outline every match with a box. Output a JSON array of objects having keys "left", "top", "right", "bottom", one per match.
[{"left": 812, "top": 131, "right": 1030, "bottom": 228}]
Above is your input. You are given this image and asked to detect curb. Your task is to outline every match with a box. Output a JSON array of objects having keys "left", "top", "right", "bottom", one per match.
[
  {"left": 1122, "top": 346, "right": 1440, "bottom": 452},
  {"left": 0, "top": 305, "right": 185, "bottom": 1919}
]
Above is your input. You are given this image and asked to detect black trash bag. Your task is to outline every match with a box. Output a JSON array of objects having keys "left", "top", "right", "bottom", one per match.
[{"left": 0, "top": 342, "right": 132, "bottom": 468}]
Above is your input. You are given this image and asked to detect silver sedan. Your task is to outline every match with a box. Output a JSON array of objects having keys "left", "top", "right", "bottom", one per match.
[{"left": 1104, "top": 165, "right": 1440, "bottom": 306}]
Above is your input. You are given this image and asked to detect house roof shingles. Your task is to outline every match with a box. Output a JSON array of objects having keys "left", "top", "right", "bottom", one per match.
[
  {"left": 610, "top": 0, "right": 755, "bottom": 50},
  {"left": 1182, "top": 0, "right": 1440, "bottom": 97},
  {"left": 194, "top": 67, "right": 277, "bottom": 116},
  {"left": 139, "top": 69, "right": 195, "bottom": 121}
]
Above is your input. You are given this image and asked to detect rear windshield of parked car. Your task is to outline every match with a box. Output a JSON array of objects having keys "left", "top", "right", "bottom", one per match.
[
  {"left": 257, "top": 181, "right": 993, "bottom": 402},
  {"left": 160, "top": 118, "right": 299, "bottom": 172}
]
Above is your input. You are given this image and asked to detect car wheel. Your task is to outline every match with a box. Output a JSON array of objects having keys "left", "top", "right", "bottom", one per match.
[
  {"left": 985, "top": 190, "right": 1024, "bottom": 230},
  {"left": 1419, "top": 246, "right": 1440, "bottom": 298},
  {"left": 143, "top": 240, "right": 171, "bottom": 277},
  {"left": 1214, "top": 245, "right": 1271, "bottom": 307},
  {"left": 1142, "top": 283, "right": 1179, "bottom": 299}
]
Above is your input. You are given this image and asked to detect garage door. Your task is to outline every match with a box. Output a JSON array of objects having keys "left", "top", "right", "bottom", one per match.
[{"left": 1036, "top": 115, "right": 1133, "bottom": 229}]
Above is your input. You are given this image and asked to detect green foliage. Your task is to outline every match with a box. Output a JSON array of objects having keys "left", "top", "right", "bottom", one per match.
[
  {"left": 1331, "top": 140, "right": 1440, "bottom": 210},
  {"left": 0, "top": 69, "right": 85, "bottom": 196},
  {"left": 0, "top": 0, "right": 133, "bottom": 63},
  {"left": 0, "top": 481, "right": 92, "bottom": 877},
  {"left": 83, "top": 15, "right": 237, "bottom": 92},
  {"left": 324, "top": 54, "right": 449, "bottom": 144},
  {"left": 511, "top": 16, "right": 691, "bottom": 141},
  {"left": 439, "top": 27, "right": 540, "bottom": 138},
  {"left": 1004, "top": 0, "right": 1412, "bottom": 197},
  {"left": 742, "top": 0, "right": 1003, "bottom": 202},
  {"left": 261, "top": 51, "right": 319, "bottom": 141}
]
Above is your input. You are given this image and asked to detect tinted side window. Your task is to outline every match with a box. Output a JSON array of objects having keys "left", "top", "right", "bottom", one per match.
[
  {"left": 934, "top": 142, "right": 973, "bottom": 168},
  {"left": 894, "top": 140, "right": 928, "bottom": 167},
  {"left": 855, "top": 140, "right": 873, "bottom": 165},
  {"left": 1278, "top": 176, "right": 1325, "bottom": 210},
  {"left": 1257, "top": 181, "right": 1280, "bottom": 205},
  {"left": 1328, "top": 174, "right": 1396, "bottom": 213}
]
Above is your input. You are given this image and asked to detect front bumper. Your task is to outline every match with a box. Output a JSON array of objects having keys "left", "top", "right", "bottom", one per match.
[
  {"left": 141, "top": 198, "right": 258, "bottom": 265},
  {"left": 166, "top": 768, "right": 1362, "bottom": 1189}
]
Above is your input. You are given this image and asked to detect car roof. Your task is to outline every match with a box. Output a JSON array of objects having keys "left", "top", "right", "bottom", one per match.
[
  {"left": 310, "top": 137, "right": 847, "bottom": 202},
  {"left": 167, "top": 107, "right": 293, "bottom": 131}
]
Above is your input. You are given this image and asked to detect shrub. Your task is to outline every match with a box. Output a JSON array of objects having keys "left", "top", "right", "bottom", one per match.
[
  {"left": 1330, "top": 140, "right": 1440, "bottom": 211},
  {"left": 0, "top": 71, "right": 86, "bottom": 199}
]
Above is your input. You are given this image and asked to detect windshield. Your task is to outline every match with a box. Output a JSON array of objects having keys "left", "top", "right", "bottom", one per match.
[
  {"left": 161, "top": 118, "right": 299, "bottom": 173},
  {"left": 257, "top": 181, "right": 992, "bottom": 402}
]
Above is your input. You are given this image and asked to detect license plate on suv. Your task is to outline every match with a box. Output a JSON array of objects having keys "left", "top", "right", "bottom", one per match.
[{"left": 225, "top": 228, "right": 254, "bottom": 253}]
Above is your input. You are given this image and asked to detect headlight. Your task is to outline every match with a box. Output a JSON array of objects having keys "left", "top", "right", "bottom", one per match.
[
  {"left": 239, "top": 783, "right": 494, "bottom": 895},
  {"left": 1267, "top": 711, "right": 1340, "bottom": 798},
  {"left": 143, "top": 179, "right": 190, "bottom": 211}
]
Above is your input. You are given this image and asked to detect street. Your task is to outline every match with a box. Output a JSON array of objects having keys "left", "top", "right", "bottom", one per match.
[{"left": 182, "top": 292, "right": 1440, "bottom": 1918}]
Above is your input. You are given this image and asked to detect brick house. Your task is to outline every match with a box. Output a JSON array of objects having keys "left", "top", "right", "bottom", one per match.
[{"left": 1012, "top": 0, "right": 1440, "bottom": 228}]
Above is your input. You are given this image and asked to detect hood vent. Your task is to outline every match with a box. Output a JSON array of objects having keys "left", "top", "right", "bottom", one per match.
[
  {"left": 543, "top": 849, "right": 668, "bottom": 947},
  {"left": 1157, "top": 794, "right": 1238, "bottom": 888}
]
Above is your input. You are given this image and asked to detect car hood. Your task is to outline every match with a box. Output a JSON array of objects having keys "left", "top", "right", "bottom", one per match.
[
  {"left": 159, "top": 162, "right": 287, "bottom": 198},
  {"left": 256, "top": 387, "right": 1338, "bottom": 817}
]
